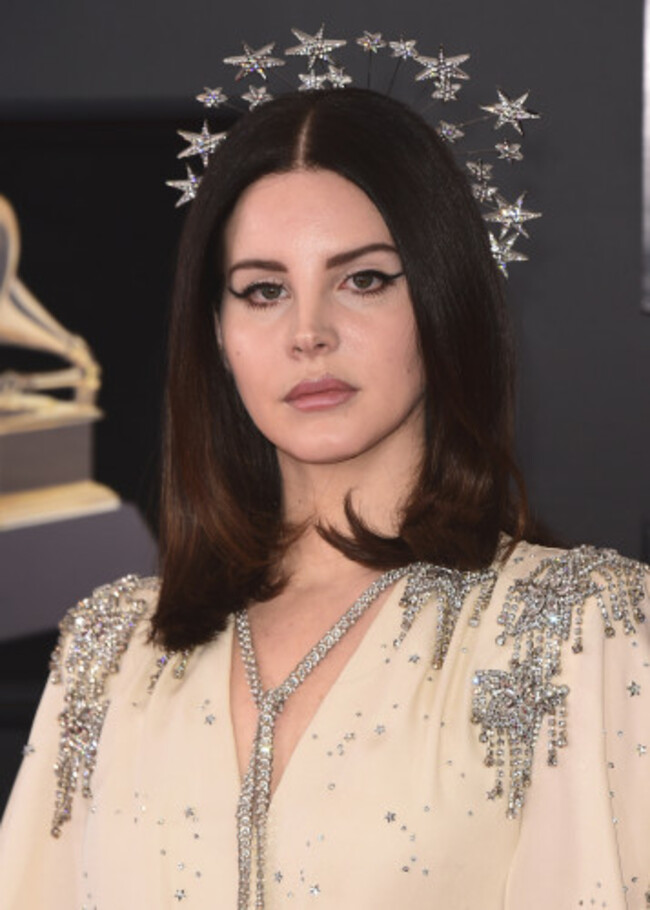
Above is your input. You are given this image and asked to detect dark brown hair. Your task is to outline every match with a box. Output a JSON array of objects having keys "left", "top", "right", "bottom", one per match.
[{"left": 151, "top": 87, "right": 531, "bottom": 651}]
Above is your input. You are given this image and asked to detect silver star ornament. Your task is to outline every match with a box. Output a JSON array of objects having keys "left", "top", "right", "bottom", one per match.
[
  {"left": 481, "top": 90, "right": 540, "bottom": 135},
  {"left": 484, "top": 193, "right": 542, "bottom": 238},
  {"left": 242, "top": 85, "right": 273, "bottom": 109},
  {"left": 298, "top": 70, "right": 328, "bottom": 92},
  {"left": 196, "top": 86, "right": 228, "bottom": 108},
  {"left": 166, "top": 165, "right": 202, "bottom": 208},
  {"left": 356, "top": 32, "right": 386, "bottom": 54},
  {"left": 327, "top": 65, "right": 352, "bottom": 88},
  {"left": 389, "top": 38, "right": 418, "bottom": 59},
  {"left": 437, "top": 121, "right": 465, "bottom": 142},
  {"left": 495, "top": 140, "right": 523, "bottom": 162},
  {"left": 489, "top": 232, "right": 528, "bottom": 276},
  {"left": 285, "top": 26, "right": 347, "bottom": 68},
  {"left": 223, "top": 42, "right": 285, "bottom": 81},
  {"left": 177, "top": 122, "right": 227, "bottom": 168}
]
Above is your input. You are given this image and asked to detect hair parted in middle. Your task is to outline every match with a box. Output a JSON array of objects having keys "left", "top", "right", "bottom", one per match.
[{"left": 152, "top": 87, "right": 532, "bottom": 651}]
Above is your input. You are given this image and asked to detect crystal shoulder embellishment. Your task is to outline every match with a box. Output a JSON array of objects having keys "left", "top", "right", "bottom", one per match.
[
  {"left": 49, "top": 574, "right": 158, "bottom": 837},
  {"left": 471, "top": 546, "right": 648, "bottom": 818}
]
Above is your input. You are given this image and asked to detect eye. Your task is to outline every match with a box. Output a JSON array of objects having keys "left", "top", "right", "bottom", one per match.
[
  {"left": 343, "top": 269, "right": 404, "bottom": 297},
  {"left": 228, "top": 281, "right": 287, "bottom": 308}
]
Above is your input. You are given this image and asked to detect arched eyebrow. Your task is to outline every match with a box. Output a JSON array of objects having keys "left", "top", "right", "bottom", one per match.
[{"left": 227, "top": 242, "right": 399, "bottom": 279}]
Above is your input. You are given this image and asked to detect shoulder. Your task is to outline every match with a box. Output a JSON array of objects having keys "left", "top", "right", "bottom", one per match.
[
  {"left": 49, "top": 574, "right": 162, "bottom": 837},
  {"left": 470, "top": 541, "right": 649, "bottom": 817}
]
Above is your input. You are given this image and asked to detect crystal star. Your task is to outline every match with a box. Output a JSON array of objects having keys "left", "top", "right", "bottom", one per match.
[
  {"left": 437, "top": 121, "right": 465, "bottom": 142},
  {"left": 204, "top": 713, "right": 215, "bottom": 724},
  {"left": 174, "top": 890, "right": 187, "bottom": 901},
  {"left": 285, "top": 26, "right": 347, "bottom": 69},
  {"left": 481, "top": 90, "right": 540, "bottom": 135},
  {"left": 166, "top": 165, "right": 201, "bottom": 208},
  {"left": 466, "top": 160, "right": 494, "bottom": 182},
  {"left": 242, "top": 85, "right": 273, "bottom": 109},
  {"left": 356, "top": 31, "right": 386, "bottom": 53},
  {"left": 385, "top": 811, "right": 396, "bottom": 822},
  {"left": 274, "top": 871, "right": 284, "bottom": 882},
  {"left": 374, "top": 724, "right": 386, "bottom": 735},
  {"left": 177, "top": 122, "right": 227, "bottom": 167},
  {"left": 495, "top": 140, "right": 523, "bottom": 162},
  {"left": 484, "top": 193, "right": 542, "bottom": 239},
  {"left": 471, "top": 181, "right": 498, "bottom": 204},
  {"left": 389, "top": 38, "right": 418, "bottom": 59},
  {"left": 298, "top": 70, "right": 328, "bottom": 91},
  {"left": 627, "top": 680, "right": 641, "bottom": 696},
  {"left": 223, "top": 42, "right": 285, "bottom": 81},
  {"left": 196, "top": 86, "right": 228, "bottom": 108},
  {"left": 489, "top": 232, "right": 528, "bottom": 276},
  {"left": 309, "top": 884, "right": 321, "bottom": 895},
  {"left": 415, "top": 47, "right": 470, "bottom": 85},
  {"left": 637, "top": 743, "right": 647, "bottom": 755},
  {"left": 326, "top": 65, "right": 352, "bottom": 88}
]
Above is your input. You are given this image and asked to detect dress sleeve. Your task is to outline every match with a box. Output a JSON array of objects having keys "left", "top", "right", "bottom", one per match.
[
  {"left": 0, "top": 667, "right": 87, "bottom": 908},
  {"left": 0, "top": 574, "right": 157, "bottom": 908},
  {"left": 504, "top": 554, "right": 650, "bottom": 909}
]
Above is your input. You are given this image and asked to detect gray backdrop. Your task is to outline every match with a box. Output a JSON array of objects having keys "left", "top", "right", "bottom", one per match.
[{"left": 0, "top": 0, "right": 648, "bottom": 558}]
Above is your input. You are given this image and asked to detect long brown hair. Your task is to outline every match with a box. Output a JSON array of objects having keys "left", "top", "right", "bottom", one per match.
[{"left": 151, "top": 88, "right": 531, "bottom": 651}]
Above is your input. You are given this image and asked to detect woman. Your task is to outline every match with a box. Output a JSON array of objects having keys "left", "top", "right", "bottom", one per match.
[{"left": 1, "top": 88, "right": 648, "bottom": 909}]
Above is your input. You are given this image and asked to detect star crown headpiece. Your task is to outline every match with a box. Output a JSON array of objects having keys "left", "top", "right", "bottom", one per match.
[{"left": 167, "top": 26, "right": 542, "bottom": 277}]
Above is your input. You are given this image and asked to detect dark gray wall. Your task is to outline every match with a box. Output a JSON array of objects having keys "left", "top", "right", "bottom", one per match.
[{"left": 0, "top": 0, "right": 648, "bottom": 558}]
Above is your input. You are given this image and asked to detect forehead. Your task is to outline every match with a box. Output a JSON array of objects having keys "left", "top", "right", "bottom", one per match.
[{"left": 223, "top": 168, "right": 393, "bottom": 258}]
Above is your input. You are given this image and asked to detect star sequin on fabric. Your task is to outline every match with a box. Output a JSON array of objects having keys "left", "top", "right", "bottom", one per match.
[
  {"left": 48, "top": 575, "right": 159, "bottom": 837},
  {"left": 471, "top": 546, "right": 648, "bottom": 818}
]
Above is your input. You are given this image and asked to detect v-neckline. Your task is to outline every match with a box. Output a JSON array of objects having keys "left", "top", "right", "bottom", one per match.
[{"left": 227, "top": 569, "right": 412, "bottom": 808}]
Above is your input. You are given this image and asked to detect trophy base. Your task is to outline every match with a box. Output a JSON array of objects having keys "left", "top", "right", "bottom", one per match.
[{"left": 0, "top": 479, "right": 120, "bottom": 531}]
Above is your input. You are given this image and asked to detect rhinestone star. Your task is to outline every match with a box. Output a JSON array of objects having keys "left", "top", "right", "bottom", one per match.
[
  {"left": 326, "top": 65, "right": 352, "bottom": 88},
  {"left": 223, "top": 42, "right": 285, "bottom": 81},
  {"left": 285, "top": 26, "right": 347, "bottom": 69},
  {"left": 274, "top": 871, "right": 283, "bottom": 883},
  {"left": 22, "top": 743, "right": 35, "bottom": 756},
  {"left": 437, "top": 121, "right": 465, "bottom": 142},
  {"left": 204, "top": 713, "right": 216, "bottom": 725},
  {"left": 385, "top": 811, "right": 396, "bottom": 822},
  {"left": 415, "top": 47, "right": 470, "bottom": 85},
  {"left": 356, "top": 31, "right": 386, "bottom": 53},
  {"left": 637, "top": 744, "right": 647, "bottom": 756},
  {"left": 481, "top": 90, "right": 540, "bottom": 135},
  {"left": 166, "top": 165, "right": 201, "bottom": 208},
  {"left": 495, "top": 140, "right": 523, "bottom": 162},
  {"left": 489, "top": 232, "right": 528, "bottom": 276},
  {"left": 196, "top": 86, "right": 228, "bottom": 108},
  {"left": 298, "top": 70, "right": 328, "bottom": 92},
  {"left": 627, "top": 681, "right": 641, "bottom": 696},
  {"left": 374, "top": 724, "right": 386, "bottom": 735},
  {"left": 309, "top": 884, "right": 321, "bottom": 895},
  {"left": 174, "top": 890, "right": 187, "bottom": 901},
  {"left": 466, "top": 160, "right": 494, "bottom": 182},
  {"left": 177, "top": 122, "right": 227, "bottom": 167},
  {"left": 389, "top": 38, "right": 418, "bottom": 59},
  {"left": 242, "top": 85, "right": 273, "bottom": 109},
  {"left": 484, "top": 193, "right": 542, "bottom": 238}
]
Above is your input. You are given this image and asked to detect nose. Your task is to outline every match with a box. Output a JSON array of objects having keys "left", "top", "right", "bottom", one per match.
[{"left": 289, "top": 296, "right": 339, "bottom": 357}]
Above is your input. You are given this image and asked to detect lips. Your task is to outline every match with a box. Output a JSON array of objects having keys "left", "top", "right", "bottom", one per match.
[{"left": 284, "top": 376, "right": 357, "bottom": 411}]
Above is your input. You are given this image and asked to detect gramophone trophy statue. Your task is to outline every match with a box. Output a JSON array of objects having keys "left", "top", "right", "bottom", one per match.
[
  {"left": 0, "top": 197, "right": 156, "bottom": 639},
  {"left": 0, "top": 196, "right": 119, "bottom": 529}
]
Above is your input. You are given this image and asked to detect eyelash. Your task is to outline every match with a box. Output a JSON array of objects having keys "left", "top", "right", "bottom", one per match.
[{"left": 228, "top": 269, "right": 404, "bottom": 309}]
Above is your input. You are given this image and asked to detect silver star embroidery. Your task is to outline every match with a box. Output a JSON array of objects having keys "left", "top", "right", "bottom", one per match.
[
  {"left": 484, "top": 193, "right": 542, "bottom": 239},
  {"left": 242, "top": 85, "right": 273, "bottom": 109},
  {"left": 177, "top": 122, "right": 227, "bottom": 167},
  {"left": 298, "top": 70, "right": 328, "bottom": 92},
  {"left": 481, "top": 90, "right": 540, "bottom": 135},
  {"left": 196, "top": 86, "right": 228, "bottom": 108},
  {"left": 408, "top": 654, "right": 421, "bottom": 663},
  {"left": 326, "top": 65, "right": 352, "bottom": 88},
  {"left": 385, "top": 811, "right": 396, "bottom": 822},
  {"left": 489, "top": 232, "right": 528, "bottom": 276},
  {"left": 495, "top": 140, "right": 523, "bottom": 162},
  {"left": 374, "top": 724, "right": 386, "bottom": 735},
  {"left": 22, "top": 743, "right": 35, "bottom": 756},
  {"left": 637, "top": 744, "right": 647, "bottom": 756},
  {"left": 437, "top": 121, "right": 465, "bottom": 142},
  {"left": 184, "top": 806, "right": 196, "bottom": 818},
  {"left": 309, "top": 884, "right": 321, "bottom": 895},
  {"left": 174, "top": 890, "right": 187, "bottom": 901},
  {"left": 274, "top": 871, "right": 284, "bottom": 883},
  {"left": 204, "top": 713, "right": 216, "bottom": 725},
  {"left": 223, "top": 42, "right": 285, "bottom": 81},
  {"left": 627, "top": 681, "right": 641, "bottom": 696},
  {"left": 389, "top": 38, "right": 418, "bottom": 59},
  {"left": 166, "top": 165, "right": 201, "bottom": 208},
  {"left": 356, "top": 31, "right": 386, "bottom": 53},
  {"left": 285, "top": 26, "right": 347, "bottom": 69}
]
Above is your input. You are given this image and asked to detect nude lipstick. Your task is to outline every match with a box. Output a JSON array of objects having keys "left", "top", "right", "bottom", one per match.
[{"left": 284, "top": 376, "right": 357, "bottom": 411}]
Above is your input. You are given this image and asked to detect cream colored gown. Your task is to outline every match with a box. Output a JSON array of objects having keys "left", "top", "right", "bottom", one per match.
[{"left": 0, "top": 541, "right": 649, "bottom": 909}]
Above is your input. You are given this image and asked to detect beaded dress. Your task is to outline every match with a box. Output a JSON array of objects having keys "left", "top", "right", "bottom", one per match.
[{"left": 0, "top": 540, "right": 649, "bottom": 909}]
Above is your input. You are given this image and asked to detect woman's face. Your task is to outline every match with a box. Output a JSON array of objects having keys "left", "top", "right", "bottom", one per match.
[{"left": 219, "top": 168, "right": 426, "bottom": 468}]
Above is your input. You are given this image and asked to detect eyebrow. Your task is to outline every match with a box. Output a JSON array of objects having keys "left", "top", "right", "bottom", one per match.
[{"left": 227, "top": 242, "right": 399, "bottom": 278}]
